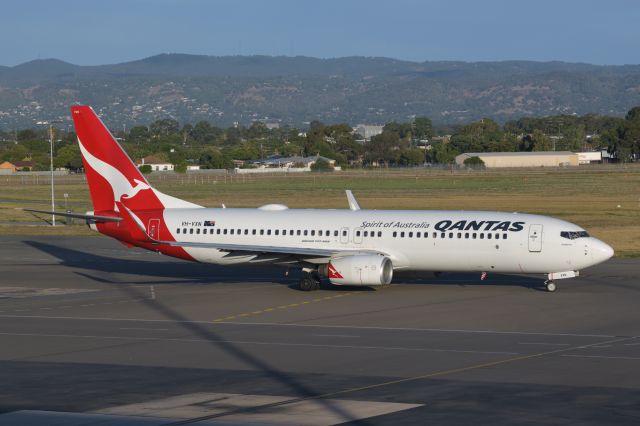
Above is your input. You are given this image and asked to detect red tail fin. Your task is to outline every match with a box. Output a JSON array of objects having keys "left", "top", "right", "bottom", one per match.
[{"left": 71, "top": 106, "right": 200, "bottom": 213}]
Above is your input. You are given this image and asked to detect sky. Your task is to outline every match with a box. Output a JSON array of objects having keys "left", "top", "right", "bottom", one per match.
[{"left": 1, "top": 0, "right": 639, "bottom": 66}]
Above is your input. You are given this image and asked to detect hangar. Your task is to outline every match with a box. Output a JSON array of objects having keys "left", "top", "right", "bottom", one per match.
[{"left": 455, "top": 151, "right": 579, "bottom": 168}]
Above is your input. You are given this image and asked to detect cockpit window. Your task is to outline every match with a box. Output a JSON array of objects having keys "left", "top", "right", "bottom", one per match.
[{"left": 560, "top": 231, "right": 590, "bottom": 240}]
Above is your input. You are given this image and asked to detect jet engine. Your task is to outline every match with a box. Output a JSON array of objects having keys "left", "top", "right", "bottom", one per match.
[{"left": 318, "top": 255, "right": 393, "bottom": 286}]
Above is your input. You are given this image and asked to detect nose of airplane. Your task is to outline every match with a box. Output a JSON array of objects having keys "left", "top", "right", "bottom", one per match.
[{"left": 591, "top": 239, "right": 614, "bottom": 264}]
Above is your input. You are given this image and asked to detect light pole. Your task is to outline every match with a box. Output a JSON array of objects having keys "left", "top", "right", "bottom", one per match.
[
  {"left": 49, "top": 123, "right": 56, "bottom": 226},
  {"left": 38, "top": 119, "right": 62, "bottom": 226}
]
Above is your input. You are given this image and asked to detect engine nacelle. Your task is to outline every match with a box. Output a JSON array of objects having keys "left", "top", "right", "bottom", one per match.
[{"left": 319, "top": 255, "right": 393, "bottom": 286}]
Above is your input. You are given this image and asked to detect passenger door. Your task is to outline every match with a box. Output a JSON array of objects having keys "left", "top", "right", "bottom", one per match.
[
  {"left": 353, "top": 227, "right": 363, "bottom": 244},
  {"left": 528, "top": 224, "right": 543, "bottom": 252},
  {"left": 148, "top": 218, "right": 160, "bottom": 240}
]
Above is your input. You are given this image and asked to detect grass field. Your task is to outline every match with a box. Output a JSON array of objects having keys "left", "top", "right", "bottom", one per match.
[{"left": 1, "top": 165, "right": 639, "bottom": 256}]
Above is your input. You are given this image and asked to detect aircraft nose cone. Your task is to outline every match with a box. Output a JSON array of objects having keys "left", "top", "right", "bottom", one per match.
[{"left": 592, "top": 239, "right": 614, "bottom": 264}]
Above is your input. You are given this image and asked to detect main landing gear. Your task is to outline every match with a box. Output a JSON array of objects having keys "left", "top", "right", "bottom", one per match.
[
  {"left": 299, "top": 270, "right": 321, "bottom": 291},
  {"left": 544, "top": 280, "right": 557, "bottom": 292}
]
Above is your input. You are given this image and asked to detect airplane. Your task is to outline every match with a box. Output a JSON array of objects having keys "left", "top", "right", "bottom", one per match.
[{"left": 25, "top": 106, "right": 614, "bottom": 293}]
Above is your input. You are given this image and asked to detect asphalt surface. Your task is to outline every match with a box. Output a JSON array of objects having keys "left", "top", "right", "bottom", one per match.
[{"left": 0, "top": 236, "right": 639, "bottom": 425}]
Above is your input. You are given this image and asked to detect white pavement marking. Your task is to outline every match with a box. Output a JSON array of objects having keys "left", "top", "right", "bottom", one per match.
[
  {"left": 313, "top": 334, "right": 360, "bottom": 338},
  {"left": 518, "top": 342, "right": 570, "bottom": 346},
  {"left": 562, "top": 354, "right": 640, "bottom": 361},
  {"left": 0, "top": 332, "right": 519, "bottom": 355},
  {"left": 0, "top": 315, "right": 619, "bottom": 338},
  {"left": 94, "top": 392, "right": 423, "bottom": 425}
]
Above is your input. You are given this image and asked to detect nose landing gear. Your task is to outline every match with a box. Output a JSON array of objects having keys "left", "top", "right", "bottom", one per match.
[{"left": 544, "top": 280, "right": 557, "bottom": 292}]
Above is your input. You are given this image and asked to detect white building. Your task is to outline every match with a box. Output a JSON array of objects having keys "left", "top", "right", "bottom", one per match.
[
  {"left": 455, "top": 151, "right": 579, "bottom": 168},
  {"left": 138, "top": 155, "right": 174, "bottom": 171},
  {"left": 355, "top": 124, "right": 384, "bottom": 141}
]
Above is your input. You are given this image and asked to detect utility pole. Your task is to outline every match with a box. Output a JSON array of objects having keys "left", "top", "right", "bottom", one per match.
[{"left": 49, "top": 124, "right": 56, "bottom": 226}]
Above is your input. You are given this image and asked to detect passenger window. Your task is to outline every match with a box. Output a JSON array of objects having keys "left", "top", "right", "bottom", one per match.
[
  {"left": 304, "top": 230, "right": 308, "bottom": 236},
  {"left": 223, "top": 229, "right": 227, "bottom": 235},
  {"left": 495, "top": 233, "right": 499, "bottom": 239},
  {"left": 480, "top": 233, "right": 484, "bottom": 239},
  {"left": 326, "top": 230, "right": 330, "bottom": 236},
  {"left": 318, "top": 230, "right": 323, "bottom": 236},
  {"left": 401, "top": 232, "right": 405, "bottom": 238},
  {"left": 217, "top": 229, "right": 221, "bottom": 235},
  {"left": 356, "top": 230, "right": 361, "bottom": 237},
  {"left": 441, "top": 232, "right": 445, "bottom": 238},
  {"left": 260, "top": 229, "right": 264, "bottom": 235},
  {"left": 334, "top": 230, "right": 339, "bottom": 237},
  {"left": 457, "top": 232, "right": 461, "bottom": 238},
  {"left": 393, "top": 231, "right": 397, "bottom": 238},
  {"left": 472, "top": 233, "right": 477, "bottom": 239},
  {"left": 183, "top": 228, "right": 187, "bottom": 234},
  {"left": 189, "top": 228, "right": 194, "bottom": 234},
  {"left": 311, "top": 230, "right": 315, "bottom": 236},
  {"left": 503, "top": 234, "right": 507, "bottom": 239},
  {"left": 363, "top": 231, "right": 368, "bottom": 237},
  {"left": 176, "top": 228, "right": 180, "bottom": 234},
  {"left": 297, "top": 230, "right": 301, "bottom": 236},
  {"left": 424, "top": 232, "right": 428, "bottom": 238},
  {"left": 449, "top": 232, "right": 453, "bottom": 238},
  {"left": 229, "top": 229, "right": 233, "bottom": 235},
  {"left": 487, "top": 233, "right": 492, "bottom": 239},
  {"left": 245, "top": 229, "right": 248, "bottom": 235},
  {"left": 408, "top": 232, "right": 413, "bottom": 238},
  {"left": 465, "top": 232, "right": 469, "bottom": 239},
  {"left": 433, "top": 232, "right": 437, "bottom": 238},
  {"left": 342, "top": 230, "right": 347, "bottom": 236},
  {"left": 267, "top": 229, "right": 271, "bottom": 235},
  {"left": 378, "top": 231, "right": 382, "bottom": 237},
  {"left": 275, "top": 230, "right": 279, "bottom": 235},
  {"left": 252, "top": 229, "right": 256, "bottom": 235}
]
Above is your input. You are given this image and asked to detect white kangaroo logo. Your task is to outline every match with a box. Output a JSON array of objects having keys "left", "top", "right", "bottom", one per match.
[{"left": 78, "top": 138, "right": 151, "bottom": 211}]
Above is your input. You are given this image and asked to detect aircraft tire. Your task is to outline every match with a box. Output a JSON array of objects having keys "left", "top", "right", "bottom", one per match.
[
  {"left": 300, "top": 276, "right": 320, "bottom": 291},
  {"left": 545, "top": 281, "right": 557, "bottom": 292}
]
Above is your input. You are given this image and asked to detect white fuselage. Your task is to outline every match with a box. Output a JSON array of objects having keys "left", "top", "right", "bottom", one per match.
[{"left": 161, "top": 207, "right": 613, "bottom": 275}]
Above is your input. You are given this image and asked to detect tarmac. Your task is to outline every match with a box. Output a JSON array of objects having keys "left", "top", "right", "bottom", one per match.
[{"left": 0, "top": 236, "right": 639, "bottom": 425}]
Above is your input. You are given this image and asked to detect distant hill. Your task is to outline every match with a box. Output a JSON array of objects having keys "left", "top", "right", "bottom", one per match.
[{"left": 1, "top": 54, "right": 640, "bottom": 129}]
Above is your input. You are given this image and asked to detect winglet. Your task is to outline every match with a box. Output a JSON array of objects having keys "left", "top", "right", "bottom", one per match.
[
  {"left": 346, "top": 190, "right": 360, "bottom": 211},
  {"left": 115, "top": 201, "right": 154, "bottom": 242}
]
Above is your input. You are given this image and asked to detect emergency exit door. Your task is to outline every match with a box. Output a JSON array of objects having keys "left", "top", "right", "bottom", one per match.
[{"left": 528, "top": 224, "right": 543, "bottom": 252}]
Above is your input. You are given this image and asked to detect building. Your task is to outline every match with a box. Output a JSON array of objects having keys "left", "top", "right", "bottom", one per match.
[
  {"left": 455, "top": 151, "right": 579, "bottom": 168},
  {"left": 0, "top": 160, "right": 34, "bottom": 172},
  {"left": 236, "top": 155, "right": 338, "bottom": 173},
  {"left": 137, "top": 156, "right": 174, "bottom": 171},
  {"left": 354, "top": 124, "right": 384, "bottom": 141},
  {"left": 251, "top": 155, "right": 336, "bottom": 169},
  {"left": 577, "top": 151, "right": 602, "bottom": 164}
]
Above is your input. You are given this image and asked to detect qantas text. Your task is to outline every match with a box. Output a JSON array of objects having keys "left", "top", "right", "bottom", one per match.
[{"left": 435, "top": 220, "right": 525, "bottom": 232}]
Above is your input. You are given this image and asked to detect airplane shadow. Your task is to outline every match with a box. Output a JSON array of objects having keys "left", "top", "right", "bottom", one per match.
[
  {"left": 20, "top": 239, "right": 370, "bottom": 424},
  {"left": 24, "top": 240, "right": 547, "bottom": 291}
]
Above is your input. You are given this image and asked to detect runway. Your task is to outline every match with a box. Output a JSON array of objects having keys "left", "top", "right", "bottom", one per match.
[{"left": 0, "top": 236, "right": 639, "bottom": 425}]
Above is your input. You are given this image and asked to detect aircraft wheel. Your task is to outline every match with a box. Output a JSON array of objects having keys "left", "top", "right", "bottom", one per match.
[
  {"left": 545, "top": 280, "right": 557, "bottom": 292},
  {"left": 299, "top": 275, "right": 320, "bottom": 291}
]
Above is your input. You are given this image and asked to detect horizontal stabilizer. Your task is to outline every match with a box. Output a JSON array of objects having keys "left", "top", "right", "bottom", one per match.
[{"left": 21, "top": 208, "right": 122, "bottom": 222}]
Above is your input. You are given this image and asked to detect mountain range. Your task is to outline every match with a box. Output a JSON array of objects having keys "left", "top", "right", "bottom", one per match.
[{"left": 1, "top": 54, "right": 640, "bottom": 129}]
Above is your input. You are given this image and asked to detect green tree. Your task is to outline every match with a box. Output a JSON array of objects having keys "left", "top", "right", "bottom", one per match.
[
  {"left": 54, "top": 144, "right": 83, "bottom": 170},
  {"left": 310, "top": 158, "right": 332, "bottom": 171},
  {"left": 413, "top": 117, "right": 433, "bottom": 140},
  {"left": 463, "top": 156, "right": 485, "bottom": 168},
  {"left": 139, "top": 164, "right": 152, "bottom": 174}
]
